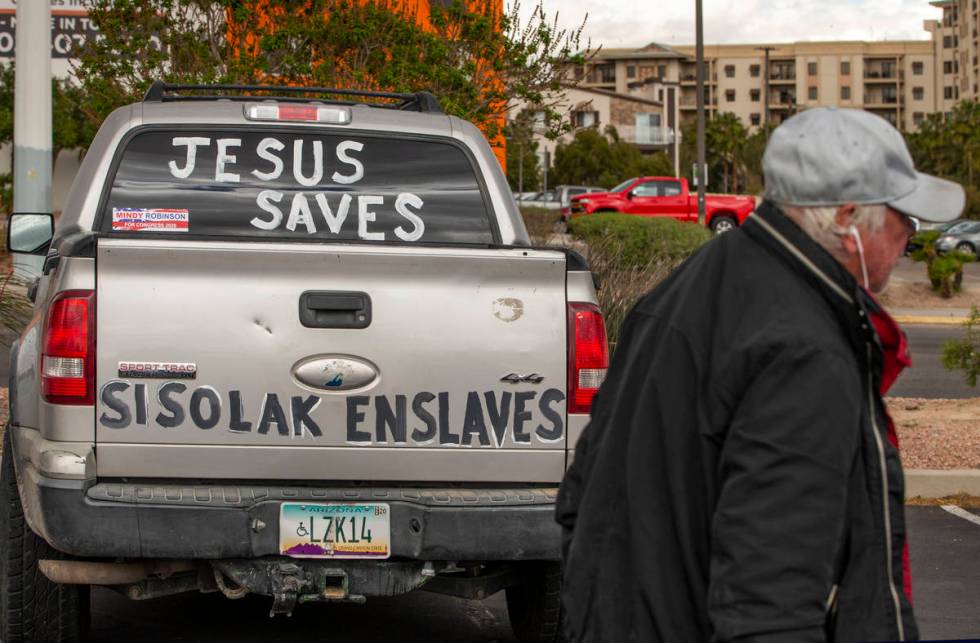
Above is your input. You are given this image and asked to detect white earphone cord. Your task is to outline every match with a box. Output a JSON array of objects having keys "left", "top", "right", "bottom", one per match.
[{"left": 850, "top": 225, "right": 870, "bottom": 290}]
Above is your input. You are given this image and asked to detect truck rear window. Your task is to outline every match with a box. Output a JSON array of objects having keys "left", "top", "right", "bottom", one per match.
[{"left": 100, "top": 129, "right": 494, "bottom": 244}]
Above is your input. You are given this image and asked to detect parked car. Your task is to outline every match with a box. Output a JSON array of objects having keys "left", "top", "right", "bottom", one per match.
[
  {"left": 1, "top": 81, "right": 608, "bottom": 642},
  {"left": 518, "top": 190, "right": 561, "bottom": 209},
  {"left": 521, "top": 185, "right": 605, "bottom": 212},
  {"left": 936, "top": 219, "right": 980, "bottom": 255},
  {"left": 569, "top": 176, "right": 756, "bottom": 233}
]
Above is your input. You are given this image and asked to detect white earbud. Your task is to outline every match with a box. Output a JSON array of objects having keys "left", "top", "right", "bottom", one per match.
[{"left": 849, "top": 225, "right": 870, "bottom": 290}]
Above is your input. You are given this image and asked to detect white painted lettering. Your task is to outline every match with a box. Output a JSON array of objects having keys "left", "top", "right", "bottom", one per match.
[
  {"left": 358, "top": 196, "right": 385, "bottom": 241},
  {"left": 215, "top": 138, "right": 242, "bottom": 183},
  {"left": 293, "top": 139, "right": 324, "bottom": 187},
  {"left": 286, "top": 193, "right": 317, "bottom": 234},
  {"left": 394, "top": 192, "right": 425, "bottom": 242},
  {"left": 252, "top": 190, "right": 284, "bottom": 230},
  {"left": 314, "top": 193, "right": 353, "bottom": 235},
  {"left": 168, "top": 137, "right": 210, "bottom": 179},
  {"left": 252, "top": 137, "right": 285, "bottom": 181},
  {"left": 332, "top": 140, "right": 364, "bottom": 185}
]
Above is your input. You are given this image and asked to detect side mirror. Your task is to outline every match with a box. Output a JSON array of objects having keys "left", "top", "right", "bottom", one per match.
[
  {"left": 7, "top": 213, "right": 53, "bottom": 255},
  {"left": 626, "top": 191, "right": 635, "bottom": 200}
]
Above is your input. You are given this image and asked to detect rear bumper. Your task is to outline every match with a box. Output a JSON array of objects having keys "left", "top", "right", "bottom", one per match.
[{"left": 19, "top": 464, "right": 561, "bottom": 561}]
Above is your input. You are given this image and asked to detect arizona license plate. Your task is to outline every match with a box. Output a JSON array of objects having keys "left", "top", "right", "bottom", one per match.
[{"left": 279, "top": 503, "right": 391, "bottom": 559}]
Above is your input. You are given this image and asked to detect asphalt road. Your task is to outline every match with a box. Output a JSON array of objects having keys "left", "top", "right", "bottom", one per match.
[
  {"left": 89, "top": 582, "right": 517, "bottom": 642},
  {"left": 83, "top": 506, "right": 980, "bottom": 641},
  {"left": 889, "top": 324, "right": 978, "bottom": 399}
]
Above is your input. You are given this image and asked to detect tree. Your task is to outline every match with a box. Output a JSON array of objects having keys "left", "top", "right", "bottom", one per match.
[
  {"left": 906, "top": 101, "right": 980, "bottom": 219},
  {"left": 679, "top": 112, "right": 752, "bottom": 194},
  {"left": 71, "top": 0, "right": 586, "bottom": 149},
  {"left": 550, "top": 125, "right": 673, "bottom": 188},
  {"left": 504, "top": 111, "right": 541, "bottom": 192},
  {"left": 0, "top": 65, "right": 97, "bottom": 213}
]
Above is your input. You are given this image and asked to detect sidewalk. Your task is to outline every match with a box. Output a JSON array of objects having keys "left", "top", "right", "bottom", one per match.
[{"left": 891, "top": 307, "right": 974, "bottom": 325}]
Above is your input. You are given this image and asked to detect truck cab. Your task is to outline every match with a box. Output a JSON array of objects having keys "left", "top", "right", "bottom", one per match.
[{"left": 569, "top": 176, "right": 757, "bottom": 233}]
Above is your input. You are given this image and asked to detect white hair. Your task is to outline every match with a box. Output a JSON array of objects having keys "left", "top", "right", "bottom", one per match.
[{"left": 779, "top": 203, "right": 888, "bottom": 259}]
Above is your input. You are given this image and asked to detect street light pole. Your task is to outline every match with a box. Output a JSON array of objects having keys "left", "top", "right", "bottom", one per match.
[
  {"left": 14, "top": 1, "right": 52, "bottom": 215},
  {"left": 758, "top": 46, "right": 775, "bottom": 143},
  {"left": 695, "top": 0, "right": 706, "bottom": 226}
]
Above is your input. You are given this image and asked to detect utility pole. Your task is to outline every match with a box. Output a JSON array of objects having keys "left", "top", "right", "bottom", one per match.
[
  {"left": 14, "top": 1, "right": 52, "bottom": 215},
  {"left": 758, "top": 46, "right": 776, "bottom": 144},
  {"left": 695, "top": 0, "right": 706, "bottom": 225},
  {"left": 518, "top": 141, "right": 524, "bottom": 194}
]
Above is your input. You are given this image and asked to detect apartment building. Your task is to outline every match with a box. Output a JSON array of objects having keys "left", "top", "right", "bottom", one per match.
[
  {"left": 575, "top": 39, "right": 939, "bottom": 132},
  {"left": 516, "top": 83, "right": 681, "bottom": 178},
  {"left": 924, "top": 0, "right": 980, "bottom": 110}
]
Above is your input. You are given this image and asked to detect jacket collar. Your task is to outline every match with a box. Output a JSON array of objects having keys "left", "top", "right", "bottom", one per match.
[
  {"left": 742, "top": 201, "right": 885, "bottom": 365},
  {"left": 743, "top": 200, "right": 860, "bottom": 308}
]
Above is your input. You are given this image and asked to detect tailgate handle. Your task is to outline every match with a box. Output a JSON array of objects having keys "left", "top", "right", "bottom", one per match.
[{"left": 299, "top": 291, "right": 372, "bottom": 329}]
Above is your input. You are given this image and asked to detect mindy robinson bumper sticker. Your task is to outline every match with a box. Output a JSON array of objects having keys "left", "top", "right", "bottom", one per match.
[{"left": 112, "top": 208, "right": 190, "bottom": 232}]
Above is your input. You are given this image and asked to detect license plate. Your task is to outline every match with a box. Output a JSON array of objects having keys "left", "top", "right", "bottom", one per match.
[{"left": 279, "top": 503, "right": 391, "bottom": 559}]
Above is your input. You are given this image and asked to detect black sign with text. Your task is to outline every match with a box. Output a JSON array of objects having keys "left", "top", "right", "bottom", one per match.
[{"left": 0, "top": 11, "right": 99, "bottom": 59}]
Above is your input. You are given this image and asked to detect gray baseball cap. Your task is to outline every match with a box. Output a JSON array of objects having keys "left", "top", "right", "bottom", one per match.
[{"left": 763, "top": 107, "right": 964, "bottom": 222}]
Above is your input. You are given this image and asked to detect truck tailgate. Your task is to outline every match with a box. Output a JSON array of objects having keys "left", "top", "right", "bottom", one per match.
[{"left": 95, "top": 239, "right": 568, "bottom": 482}]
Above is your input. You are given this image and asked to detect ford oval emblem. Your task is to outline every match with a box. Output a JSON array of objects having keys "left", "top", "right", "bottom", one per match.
[{"left": 292, "top": 355, "right": 379, "bottom": 392}]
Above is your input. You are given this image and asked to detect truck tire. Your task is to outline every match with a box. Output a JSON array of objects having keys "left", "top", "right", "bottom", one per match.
[
  {"left": 710, "top": 215, "right": 737, "bottom": 234},
  {"left": 1, "top": 429, "right": 90, "bottom": 642},
  {"left": 506, "top": 561, "right": 564, "bottom": 643}
]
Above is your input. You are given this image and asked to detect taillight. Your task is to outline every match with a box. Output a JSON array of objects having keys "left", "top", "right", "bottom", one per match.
[
  {"left": 568, "top": 302, "right": 609, "bottom": 414},
  {"left": 41, "top": 290, "right": 95, "bottom": 405}
]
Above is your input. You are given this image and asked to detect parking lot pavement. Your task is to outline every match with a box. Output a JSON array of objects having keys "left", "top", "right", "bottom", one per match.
[{"left": 908, "top": 505, "right": 980, "bottom": 640}]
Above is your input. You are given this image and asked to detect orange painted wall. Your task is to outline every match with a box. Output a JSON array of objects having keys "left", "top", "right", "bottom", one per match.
[{"left": 228, "top": 0, "right": 507, "bottom": 169}]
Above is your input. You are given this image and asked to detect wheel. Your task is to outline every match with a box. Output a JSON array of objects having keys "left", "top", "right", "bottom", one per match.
[
  {"left": 1, "top": 429, "right": 90, "bottom": 642},
  {"left": 955, "top": 241, "right": 976, "bottom": 256},
  {"left": 710, "top": 215, "right": 737, "bottom": 234},
  {"left": 505, "top": 562, "right": 564, "bottom": 643}
]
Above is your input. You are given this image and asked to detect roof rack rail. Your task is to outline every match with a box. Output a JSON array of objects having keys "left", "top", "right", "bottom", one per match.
[{"left": 142, "top": 81, "right": 443, "bottom": 114}]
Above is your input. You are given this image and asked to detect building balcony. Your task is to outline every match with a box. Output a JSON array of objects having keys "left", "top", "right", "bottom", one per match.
[
  {"left": 618, "top": 124, "right": 676, "bottom": 146},
  {"left": 864, "top": 94, "right": 901, "bottom": 107},
  {"left": 768, "top": 73, "right": 797, "bottom": 84}
]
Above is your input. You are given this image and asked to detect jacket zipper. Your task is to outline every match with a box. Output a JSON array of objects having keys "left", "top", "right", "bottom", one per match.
[{"left": 866, "top": 342, "right": 905, "bottom": 641}]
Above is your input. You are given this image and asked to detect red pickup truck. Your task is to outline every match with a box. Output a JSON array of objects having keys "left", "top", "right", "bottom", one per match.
[{"left": 568, "top": 176, "right": 757, "bottom": 234}]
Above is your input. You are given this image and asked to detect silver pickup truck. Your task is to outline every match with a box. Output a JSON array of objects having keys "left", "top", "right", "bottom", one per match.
[{"left": 1, "top": 83, "right": 606, "bottom": 642}]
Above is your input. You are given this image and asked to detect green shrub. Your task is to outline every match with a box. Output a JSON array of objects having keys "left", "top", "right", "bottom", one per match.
[
  {"left": 569, "top": 214, "right": 712, "bottom": 350},
  {"left": 910, "top": 230, "right": 975, "bottom": 298},
  {"left": 568, "top": 213, "right": 712, "bottom": 268},
  {"left": 519, "top": 207, "right": 560, "bottom": 245}
]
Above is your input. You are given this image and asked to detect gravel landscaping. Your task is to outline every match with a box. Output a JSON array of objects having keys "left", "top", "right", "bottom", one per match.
[{"left": 888, "top": 397, "right": 980, "bottom": 470}]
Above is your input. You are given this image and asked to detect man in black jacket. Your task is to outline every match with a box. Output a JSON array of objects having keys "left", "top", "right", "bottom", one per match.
[{"left": 556, "top": 107, "right": 964, "bottom": 642}]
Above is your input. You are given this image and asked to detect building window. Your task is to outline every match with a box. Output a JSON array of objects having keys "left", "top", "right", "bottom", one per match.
[
  {"left": 725, "top": 89, "right": 736, "bottom": 102},
  {"left": 945, "top": 86, "right": 955, "bottom": 99},
  {"left": 724, "top": 64, "right": 735, "bottom": 78},
  {"left": 659, "top": 88, "right": 664, "bottom": 101},
  {"left": 913, "top": 112, "right": 925, "bottom": 126},
  {"left": 635, "top": 113, "right": 663, "bottom": 144},
  {"left": 944, "top": 60, "right": 955, "bottom": 74},
  {"left": 913, "top": 86, "right": 924, "bottom": 100},
  {"left": 750, "top": 64, "right": 760, "bottom": 77},
  {"left": 750, "top": 88, "right": 760, "bottom": 101},
  {"left": 808, "top": 62, "right": 818, "bottom": 76},
  {"left": 840, "top": 61, "right": 851, "bottom": 76},
  {"left": 572, "top": 111, "right": 599, "bottom": 128},
  {"left": 750, "top": 113, "right": 761, "bottom": 126},
  {"left": 912, "top": 61, "right": 924, "bottom": 75},
  {"left": 627, "top": 65, "right": 636, "bottom": 79},
  {"left": 841, "top": 86, "right": 851, "bottom": 100},
  {"left": 808, "top": 86, "right": 818, "bottom": 100},
  {"left": 944, "top": 35, "right": 955, "bottom": 48},
  {"left": 658, "top": 64, "right": 667, "bottom": 78},
  {"left": 594, "top": 65, "right": 615, "bottom": 83}
]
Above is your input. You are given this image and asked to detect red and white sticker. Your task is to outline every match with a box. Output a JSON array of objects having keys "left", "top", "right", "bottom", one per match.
[{"left": 112, "top": 208, "right": 189, "bottom": 232}]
